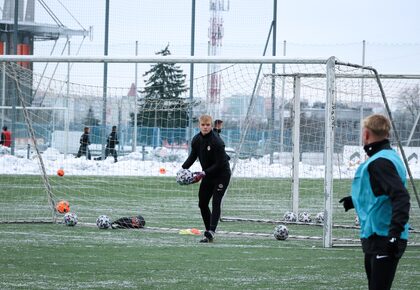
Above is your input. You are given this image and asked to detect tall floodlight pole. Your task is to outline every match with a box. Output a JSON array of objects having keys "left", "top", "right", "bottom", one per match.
[
  {"left": 101, "top": 0, "right": 110, "bottom": 160},
  {"left": 188, "top": 0, "right": 196, "bottom": 148},
  {"left": 208, "top": 0, "right": 229, "bottom": 118}
]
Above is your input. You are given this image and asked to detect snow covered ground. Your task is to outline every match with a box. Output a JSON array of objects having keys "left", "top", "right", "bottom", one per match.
[{"left": 0, "top": 145, "right": 419, "bottom": 179}]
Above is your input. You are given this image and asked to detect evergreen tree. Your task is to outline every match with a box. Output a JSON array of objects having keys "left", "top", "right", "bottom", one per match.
[
  {"left": 84, "top": 107, "right": 100, "bottom": 126},
  {"left": 135, "top": 44, "right": 191, "bottom": 128}
]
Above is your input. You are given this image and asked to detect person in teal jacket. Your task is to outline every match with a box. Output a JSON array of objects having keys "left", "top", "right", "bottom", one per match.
[{"left": 340, "top": 114, "right": 410, "bottom": 290}]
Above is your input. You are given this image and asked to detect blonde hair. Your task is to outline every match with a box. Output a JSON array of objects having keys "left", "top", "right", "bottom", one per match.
[
  {"left": 363, "top": 114, "right": 391, "bottom": 138},
  {"left": 199, "top": 115, "right": 213, "bottom": 124}
]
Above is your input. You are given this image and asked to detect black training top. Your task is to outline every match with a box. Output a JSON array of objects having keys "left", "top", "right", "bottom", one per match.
[
  {"left": 107, "top": 131, "right": 119, "bottom": 148},
  {"left": 79, "top": 133, "right": 91, "bottom": 147},
  {"left": 182, "top": 130, "right": 230, "bottom": 177}
]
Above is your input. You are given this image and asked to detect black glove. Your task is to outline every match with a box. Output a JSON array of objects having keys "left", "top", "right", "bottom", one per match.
[
  {"left": 339, "top": 196, "right": 354, "bottom": 212},
  {"left": 386, "top": 237, "right": 399, "bottom": 257}
]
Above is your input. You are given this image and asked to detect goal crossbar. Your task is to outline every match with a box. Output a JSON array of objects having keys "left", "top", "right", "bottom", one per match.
[{"left": 0, "top": 55, "right": 330, "bottom": 64}]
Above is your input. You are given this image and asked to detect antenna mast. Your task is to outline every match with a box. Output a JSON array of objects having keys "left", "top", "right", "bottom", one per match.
[{"left": 207, "top": 0, "right": 229, "bottom": 118}]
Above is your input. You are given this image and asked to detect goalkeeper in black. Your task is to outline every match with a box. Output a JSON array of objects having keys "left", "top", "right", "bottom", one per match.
[
  {"left": 182, "top": 114, "right": 231, "bottom": 243},
  {"left": 339, "top": 114, "right": 410, "bottom": 290}
]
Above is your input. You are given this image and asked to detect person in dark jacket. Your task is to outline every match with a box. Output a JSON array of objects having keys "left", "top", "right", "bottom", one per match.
[
  {"left": 340, "top": 114, "right": 410, "bottom": 290},
  {"left": 213, "top": 119, "right": 223, "bottom": 136},
  {"left": 76, "top": 127, "right": 91, "bottom": 160},
  {"left": 95, "top": 125, "right": 119, "bottom": 162},
  {"left": 182, "top": 115, "right": 231, "bottom": 243},
  {"left": 0, "top": 126, "right": 12, "bottom": 147}
]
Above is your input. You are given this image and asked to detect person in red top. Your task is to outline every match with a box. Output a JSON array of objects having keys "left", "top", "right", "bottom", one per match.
[{"left": 0, "top": 126, "right": 11, "bottom": 147}]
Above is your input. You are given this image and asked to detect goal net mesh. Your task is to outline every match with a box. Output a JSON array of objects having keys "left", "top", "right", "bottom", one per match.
[{"left": 0, "top": 59, "right": 418, "bottom": 246}]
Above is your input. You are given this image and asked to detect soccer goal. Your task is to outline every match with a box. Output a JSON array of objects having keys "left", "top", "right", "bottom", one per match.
[
  {"left": 219, "top": 60, "right": 420, "bottom": 247},
  {"left": 0, "top": 55, "right": 418, "bottom": 248}
]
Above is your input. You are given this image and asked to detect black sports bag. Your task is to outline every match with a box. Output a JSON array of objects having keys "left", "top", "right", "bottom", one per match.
[{"left": 111, "top": 215, "right": 146, "bottom": 229}]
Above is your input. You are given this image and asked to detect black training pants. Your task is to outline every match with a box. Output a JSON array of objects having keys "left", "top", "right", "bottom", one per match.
[
  {"left": 198, "top": 174, "right": 230, "bottom": 232},
  {"left": 364, "top": 253, "right": 401, "bottom": 290},
  {"left": 105, "top": 147, "right": 117, "bottom": 160},
  {"left": 76, "top": 146, "right": 91, "bottom": 160}
]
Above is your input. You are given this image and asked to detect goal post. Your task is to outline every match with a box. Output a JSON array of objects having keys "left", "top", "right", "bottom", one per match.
[
  {"left": 324, "top": 56, "right": 336, "bottom": 248},
  {"left": 0, "top": 55, "right": 418, "bottom": 248}
]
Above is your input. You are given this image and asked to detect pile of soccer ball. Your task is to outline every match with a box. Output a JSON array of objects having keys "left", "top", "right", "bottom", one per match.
[
  {"left": 55, "top": 199, "right": 132, "bottom": 231},
  {"left": 56, "top": 200, "right": 70, "bottom": 214},
  {"left": 55, "top": 200, "right": 78, "bottom": 227},
  {"left": 283, "top": 211, "right": 325, "bottom": 224},
  {"left": 63, "top": 212, "right": 78, "bottom": 226}
]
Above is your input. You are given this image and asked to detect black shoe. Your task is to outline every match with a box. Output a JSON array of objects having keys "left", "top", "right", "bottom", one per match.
[
  {"left": 204, "top": 230, "right": 215, "bottom": 241},
  {"left": 199, "top": 237, "right": 213, "bottom": 243}
]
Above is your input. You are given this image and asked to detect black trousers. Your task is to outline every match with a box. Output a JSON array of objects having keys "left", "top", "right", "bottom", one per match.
[
  {"left": 198, "top": 174, "right": 230, "bottom": 232},
  {"left": 105, "top": 147, "right": 118, "bottom": 160},
  {"left": 364, "top": 253, "right": 401, "bottom": 290},
  {"left": 76, "top": 146, "right": 91, "bottom": 160},
  {"left": 95, "top": 147, "right": 117, "bottom": 161}
]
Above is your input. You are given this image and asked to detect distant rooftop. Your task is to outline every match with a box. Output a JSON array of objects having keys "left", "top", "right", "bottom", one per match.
[{"left": 0, "top": 19, "right": 89, "bottom": 40}]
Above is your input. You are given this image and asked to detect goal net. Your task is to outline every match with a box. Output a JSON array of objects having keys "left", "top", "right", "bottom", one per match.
[
  {"left": 0, "top": 56, "right": 418, "bottom": 248},
  {"left": 218, "top": 61, "right": 420, "bottom": 246}
]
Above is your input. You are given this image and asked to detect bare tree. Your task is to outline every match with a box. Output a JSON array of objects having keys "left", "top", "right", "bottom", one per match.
[{"left": 397, "top": 85, "right": 420, "bottom": 122}]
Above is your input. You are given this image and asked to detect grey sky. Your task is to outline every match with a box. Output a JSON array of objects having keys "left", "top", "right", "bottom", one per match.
[{"left": 32, "top": 0, "right": 420, "bottom": 87}]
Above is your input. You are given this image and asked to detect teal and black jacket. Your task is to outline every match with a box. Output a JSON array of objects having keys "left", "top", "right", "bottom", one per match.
[{"left": 351, "top": 139, "right": 410, "bottom": 243}]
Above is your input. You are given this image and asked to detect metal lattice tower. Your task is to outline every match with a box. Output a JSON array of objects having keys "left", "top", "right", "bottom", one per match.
[{"left": 207, "top": 0, "right": 229, "bottom": 118}]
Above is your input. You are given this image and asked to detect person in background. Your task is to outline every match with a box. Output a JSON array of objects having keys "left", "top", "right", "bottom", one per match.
[
  {"left": 339, "top": 114, "right": 410, "bottom": 290},
  {"left": 181, "top": 115, "right": 231, "bottom": 243},
  {"left": 76, "top": 126, "right": 91, "bottom": 160},
  {"left": 213, "top": 119, "right": 223, "bottom": 136},
  {"left": 0, "top": 126, "right": 12, "bottom": 147},
  {"left": 95, "top": 125, "right": 119, "bottom": 162}
]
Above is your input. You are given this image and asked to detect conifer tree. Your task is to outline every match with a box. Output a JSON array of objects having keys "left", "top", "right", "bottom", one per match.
[
  {"left": 84, "top": 107, "right": 100, "bottom": 126},
  {"left": 136, "top": 44, "right": 191, "bottom": 128}
]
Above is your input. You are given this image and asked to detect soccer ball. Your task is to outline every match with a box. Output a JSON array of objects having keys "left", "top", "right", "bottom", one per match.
[
  {"left": 273, "top": 224, "right": 289, "bottom": 240},
  {"left": 56, "top": 200, "right": 70, "bottom": 214},
  {"left": 96, "top": 215, "right": 111, "bottom": 229},
  {"left": 283, "top": 211, "right": 297, "bottom": 222},
  {"left": 298, "top": 212, "right": 312, "bottom": 223},
  {"left": 63, "top": 212, "right": 78, "bottom": 226},
  {"left": 57, "top": 169, "right": 65, "bottom": 177},
  {"left": 176, "top": 168, "right": 193, "bottom": 185},
  {"left": 315, "top": 212, "right": 324, "bottom": 223}
]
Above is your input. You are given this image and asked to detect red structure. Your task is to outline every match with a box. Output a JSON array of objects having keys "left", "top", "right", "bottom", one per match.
[{"left": 207, "top": 0, "right": 229, "bottom": 117}]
